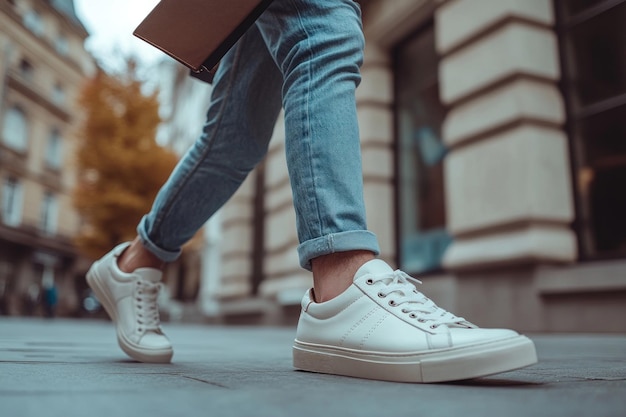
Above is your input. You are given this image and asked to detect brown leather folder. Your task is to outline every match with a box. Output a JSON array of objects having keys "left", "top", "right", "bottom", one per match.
[{"left": 133, "top": 0, "right": 274, "bottom": 81}]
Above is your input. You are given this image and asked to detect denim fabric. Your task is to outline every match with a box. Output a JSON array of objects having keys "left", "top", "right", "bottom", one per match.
[{"left": 138, "top": 0, "right": 380, "bottom": 270}]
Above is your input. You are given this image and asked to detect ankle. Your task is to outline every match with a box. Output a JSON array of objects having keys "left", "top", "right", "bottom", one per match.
[
  {"left": 118, "top": 237, "right": 164, "bottom": 273},
  {"left": 311, "top": 250, "right": 375, "bottom": 303}
]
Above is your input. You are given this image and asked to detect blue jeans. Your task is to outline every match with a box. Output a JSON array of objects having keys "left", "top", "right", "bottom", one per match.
[{"left": 137, "top": 0, "right": 380, "bottom": 270}]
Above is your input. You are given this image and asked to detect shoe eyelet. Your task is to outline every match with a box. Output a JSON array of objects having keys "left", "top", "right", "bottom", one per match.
[
  {"left": 430, "top": 324, "right": 439, "bottom": 329},
  {"left": 417, "top": 318, "right": 425, "bottom": 323},
  {"left": 388, "top": 300, "right": 397, "bottom": 307},
  {"left": 366, "top": 279, "right": 374, "bottom": 285},
  {"left": 377, "top": 292, "right": 386, "bottom": 298},
  {"left": 409, "top": 313, "right": 417, "bottom": 319},
  {"left": 401, "top": 309, "right": 408, "bottom": 313}
]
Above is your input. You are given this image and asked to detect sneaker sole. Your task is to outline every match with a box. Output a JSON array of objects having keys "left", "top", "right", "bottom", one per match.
[
  {"left": 86, "top": 265, "right": 173, "bottom": 364},
  {"left": 293, "top": 335, "right": 537, "bottom": 383}
]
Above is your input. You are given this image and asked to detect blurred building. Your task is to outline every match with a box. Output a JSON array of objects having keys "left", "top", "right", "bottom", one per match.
[
  {"left": 0, "top": 0, "right": 94, "bottom": 316},
  {"left": 185, "top": 0, "right": 625, "bottom": 331}
]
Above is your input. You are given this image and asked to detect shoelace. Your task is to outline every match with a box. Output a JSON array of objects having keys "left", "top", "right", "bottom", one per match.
[
  {"left": 134, "top": 280, "right": 162, "bottom": 334},
  {"left": 368, "top": 270, "right": 467, "bottom": 328}
]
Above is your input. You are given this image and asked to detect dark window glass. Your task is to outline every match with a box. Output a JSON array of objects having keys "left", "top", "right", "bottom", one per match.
[
  {"left": 19, "top": 59, "right": 34, "bottom": 80},
  {"left": 562, "top": 0, "right": 620, "bottom": 18},
  {"left": 578, "top": 105, "right": 626, "bottom": 165},
  {"left": 564, "top": 2, "right": 626, "bottom": 109},
  {"left": 557, "top": 0, "right": 626, "bottom": 258},
  {"left": 394, "top": 23, "right": 451, "bottom": 273}
]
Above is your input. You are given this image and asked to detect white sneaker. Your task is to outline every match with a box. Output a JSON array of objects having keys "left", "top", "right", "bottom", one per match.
[
  {"left": 86, "top": 243, "right": 173, "bottom": 363},
  {"left": 293, "top": 259, "right": 537, "bottom": 382}
]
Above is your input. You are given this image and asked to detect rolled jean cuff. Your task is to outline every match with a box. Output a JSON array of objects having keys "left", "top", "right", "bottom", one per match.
[
  {"left": 137, "top": 218, "right": 182, "bottom": 263},
  {"left": 297, "top": 230, "right": 381, "bottom": 271}
]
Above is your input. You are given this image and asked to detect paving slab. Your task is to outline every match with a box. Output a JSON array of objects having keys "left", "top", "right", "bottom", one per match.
[{"left": 0, "top": 318, "right": 624, "bottom": 417}]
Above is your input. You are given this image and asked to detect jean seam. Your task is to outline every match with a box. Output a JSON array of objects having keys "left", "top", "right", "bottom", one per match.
[
  {"left": 289, "top": 0, "right": 324, "bottom": 240},
  {"left": 149, "top": 40, "right": 245, "bottom": 238}
]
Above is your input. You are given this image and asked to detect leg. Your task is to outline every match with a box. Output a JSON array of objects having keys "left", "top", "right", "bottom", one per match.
[
  {"left": 118, "top": 24, "right": 284, "bottom": 272},
  {"left": 87, "top": 26, "right": 283, "bottom": 363},
  {"left": 127, "top": 0, "right": 379, "bottom": 299},
  {"left": 310, "top": 251, "right": 373, "bottom": 302},
  {"left": 137, "top": 25, "right": 284, "bottom": 261},
  {"left": 255, "top": 0, "right": 379, "bottom": 299},
  {"left": 252, "top": 0, "right": 538, "bottom": 382}
]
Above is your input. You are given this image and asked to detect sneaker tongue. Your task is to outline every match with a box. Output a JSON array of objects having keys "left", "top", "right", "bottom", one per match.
[
  {"left": 354, "top": 259, "right": 394, "bottom": 280},
  {"left": 133, "top": 268, "right": 163, "bottom": 283}
]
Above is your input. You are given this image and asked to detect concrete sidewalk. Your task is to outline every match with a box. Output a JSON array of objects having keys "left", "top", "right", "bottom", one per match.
[{"left": 0, "top": 318, "right": 624, "bottom": 417}]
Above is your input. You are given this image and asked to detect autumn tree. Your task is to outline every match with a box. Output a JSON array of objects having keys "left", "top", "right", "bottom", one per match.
[{"left": 74, "top": 65, "right": 178, "bottom": 259}]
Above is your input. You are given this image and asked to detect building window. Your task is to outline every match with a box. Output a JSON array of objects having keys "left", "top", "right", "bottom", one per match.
[
  {"left": 40, "top": 191, "right": 58, "bottom": 235},
  {"left": 394, "top": 22, "right": 450, "bottom": 273},
  {"left": 1, "top": 106, "right": 29, "bottom": 152},
  {"left": 23, "top": 9, "right": 44, "bottom": 37},
  {"left": 556, "top": 0, "right": 626, "bottom": 259},
  {"left": 19, "top": 59, "right": 34, "bottom": 80},
  {"left": 2, "top": 178, "right": 23, "bottom": 227},
  {"left": 52, "top": 83, "right": 66, "bottom": 105},
  {"left": 45, "top": 129, "right": 63, "bottom": 169},
  {"left": 55, "top": 34, "right": 69, "bottom": 56}
]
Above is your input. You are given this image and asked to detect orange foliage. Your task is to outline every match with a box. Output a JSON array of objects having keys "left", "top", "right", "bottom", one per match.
[{"left": 73, "top": 67, "right": 178, "bottom": 259}]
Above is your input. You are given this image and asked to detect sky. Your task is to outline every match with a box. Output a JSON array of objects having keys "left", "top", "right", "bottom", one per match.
[{"left": 73, "top": 0, "right": 163, "bottom": 71}]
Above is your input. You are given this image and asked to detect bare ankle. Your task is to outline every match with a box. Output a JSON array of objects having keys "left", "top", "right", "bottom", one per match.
[
  {"left": 118, "top": 237, "right": 164, "bottom": 273},
  {"left": 311, "top": 251, "right": 375, "bottom": 303}
]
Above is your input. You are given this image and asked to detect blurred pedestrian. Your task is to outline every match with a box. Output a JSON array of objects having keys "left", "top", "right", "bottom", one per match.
[
  {"left": 42, "top": 283, "right": 58, "bottom": 318},
  {"left": 86, "top": 0, "right": 537, "bottom": 382}
]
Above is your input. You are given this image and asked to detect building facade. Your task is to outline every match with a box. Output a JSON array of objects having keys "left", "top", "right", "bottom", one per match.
[
  {"left": 192, "top": 0, "right": 626, "bottom": 331},
  {"left": 0, "top": 0, "right": 94, "bottom": 316}
]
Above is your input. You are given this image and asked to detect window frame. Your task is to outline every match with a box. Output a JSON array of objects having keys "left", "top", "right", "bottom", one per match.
[
  {"left": 55, "top": 33, "right": 70, "bottom": 56},
  {"left": 23, "top": 9, "right": 44, "bottom": 37},
  {"left": 52, "top": 82, "right": 66, "bottom": 105},
  {"left": 1, "top": 105, "right": 29, "bottom": 152},
  {"left": 392, "top": 20, "right": 451, "bottom": 275},
  {"left": 2, "top": 177, "right": 23, "bottom": 227},
  {"left": 555, "top": 0, "right": 626, "bottom": 260},
  {"left": 40, "top": 191, "right": 58, "bottom": 235},
  {"left": 45, "top": 128, "right": 63, "bottom": 169}
]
